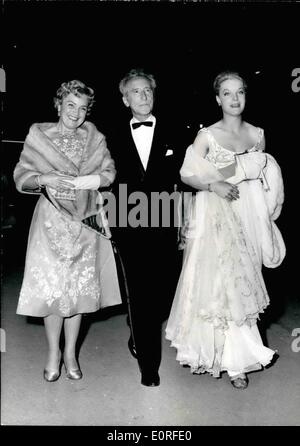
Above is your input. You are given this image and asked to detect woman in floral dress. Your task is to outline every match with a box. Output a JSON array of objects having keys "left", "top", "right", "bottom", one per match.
[{"left": 14, "top": 80, "right": 121, "bottom": 382}]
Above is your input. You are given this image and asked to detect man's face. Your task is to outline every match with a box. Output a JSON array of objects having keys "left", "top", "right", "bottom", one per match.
[{"left": 122, "top": 77, "right": 154, "bottom": 120}]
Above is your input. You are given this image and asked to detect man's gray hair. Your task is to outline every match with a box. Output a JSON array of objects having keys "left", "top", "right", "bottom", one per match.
[{"left": 119, "top": 68, "right": 156, "bottom": 96}]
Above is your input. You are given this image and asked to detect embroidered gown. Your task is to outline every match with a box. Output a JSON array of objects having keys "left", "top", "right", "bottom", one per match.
[
  {"left": 165, "top": 127, "right": 285, "bottom": 378},
  {"left": 14, "top": 123, "right": 121, "bottom": 318}
]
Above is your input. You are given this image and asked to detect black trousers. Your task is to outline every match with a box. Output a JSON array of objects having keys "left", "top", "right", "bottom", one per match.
[{"left": 114, "top": 228, "right": 180, "bottom": 374}]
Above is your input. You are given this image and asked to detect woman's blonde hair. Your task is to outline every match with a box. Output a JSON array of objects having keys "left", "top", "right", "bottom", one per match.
[
  {"left": 54, "top": 80, "right": 95, "bottom": 115},
  {"left": 213, "top": 71, "right": 247, "bottom": 95}
]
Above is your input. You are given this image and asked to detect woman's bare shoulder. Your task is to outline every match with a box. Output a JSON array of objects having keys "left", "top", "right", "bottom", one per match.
[{"left": 243, "top": 121, "right": 264, "bottom": 136}]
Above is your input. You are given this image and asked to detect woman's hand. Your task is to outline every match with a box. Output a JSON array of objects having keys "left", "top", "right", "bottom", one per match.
[
  {"left": 66, "top": 175, "right": 101, "bottom": 190},
  {"left": 39, "top": 171, "right": 75, "bottom": 191},
  {"left": 210, "top": 181, "right": 239, "bottom": 201}
]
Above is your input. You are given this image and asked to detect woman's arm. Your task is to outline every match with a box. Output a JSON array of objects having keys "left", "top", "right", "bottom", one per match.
[
  {"left": 97, "top": 137, "right": 116, "bottom": 187},
  {"left": 181, "top": 130, "right": 239, "bottom": 201},
  {"left": 181, "top": 131, "right": 211, "bottom": 190},
  {"left": 21, "top": 175, "right": 41, "bottom": 191},
  {"left": 64, "top": 135, "right": 116, "bottom": 191},
  {"left": 182, "top": 175, "right": 239, "bottom": 200},
  {"left": 22, "top": 171, "right": 75, "bottom": 192}
]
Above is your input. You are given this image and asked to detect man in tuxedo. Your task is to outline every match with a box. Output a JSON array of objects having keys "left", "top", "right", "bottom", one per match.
[{"left": 107, "top": 68, "right": 183, "bottom": 387}]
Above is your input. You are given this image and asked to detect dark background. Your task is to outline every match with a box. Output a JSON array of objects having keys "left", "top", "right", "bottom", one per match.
[{"left": 1, "top": 0, "right": 299, "bottom": 324}]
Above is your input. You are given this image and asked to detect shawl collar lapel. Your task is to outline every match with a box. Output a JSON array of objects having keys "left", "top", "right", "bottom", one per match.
[
  {"left": 125, "top": 122, "right": 146, "bottom": 179},
  {"left": 144, "top": 120, "right": 166, "bottom": 177},
  {"left": 121, "top": 119, "right": 166, "bottom": 180}
]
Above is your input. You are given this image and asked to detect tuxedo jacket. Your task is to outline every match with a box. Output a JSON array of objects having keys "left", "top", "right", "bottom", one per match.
[
  {"left": 108, "top": 118, "right": 182, "bottom": 193},
  {"left": 106, "top": 117, "right": 184, "bottom": 236},
  {"left": 106, "top": 116, "right": 185, "bottom": 312}
]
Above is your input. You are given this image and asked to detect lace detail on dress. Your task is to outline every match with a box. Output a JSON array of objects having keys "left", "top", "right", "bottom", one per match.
[
  {"left": 247, "top": 127, "right": 264, "bottom": 152},
  {"left": 200, "top": 127, "right": 264, "bottom": 169},
  {"left": 53, "top": 132, "right": 86, "bottom": 161},
  {"left": 18, "top": 203, "right": 100, "bottom": 316},
  {"left": 49, "top": 132, "right": 87, "bottom": 201}
]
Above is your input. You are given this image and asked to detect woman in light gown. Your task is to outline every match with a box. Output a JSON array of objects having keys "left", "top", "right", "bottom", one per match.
[
  {"left": 166, "top": 71, "right": 285, "bottom": 389},
  {"left": 14, "top": 80, "right": 121, "bottom": 382}
]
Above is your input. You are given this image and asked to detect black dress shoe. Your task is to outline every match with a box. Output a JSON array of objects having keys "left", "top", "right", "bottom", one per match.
[
  {"left": 141, "top": 371, "right": 160, "bottom": 387},
  {"left": 128, "top": 336, "right": 137, "bottom": 359}
]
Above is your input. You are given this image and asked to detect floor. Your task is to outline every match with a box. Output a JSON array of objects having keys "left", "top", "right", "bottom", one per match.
[{"left": 1, "top": 259, "right": 299, "bottom": 427}]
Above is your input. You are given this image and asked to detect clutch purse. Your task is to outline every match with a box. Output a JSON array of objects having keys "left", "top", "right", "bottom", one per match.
[{"left": 48, "top": 186, "right": 76, "bottom": 201}]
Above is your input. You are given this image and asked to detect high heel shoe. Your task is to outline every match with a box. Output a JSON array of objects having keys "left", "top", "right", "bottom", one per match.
[
  {"left": 43, "top": 368, "right": 61, "bottom": 382},
  {"left": 230, "top": 374, "right": 248, "bottom": 390},
  {"left": 63, "top": 356, "right": 83, "bottom": 380},
  {"left": 43, "top": 355, "right": 62, "bottom": 382}
]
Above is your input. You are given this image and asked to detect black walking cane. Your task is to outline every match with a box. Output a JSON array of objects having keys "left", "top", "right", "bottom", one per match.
[
  {"left": 81, "top": 209, "right": 137, "bottom": 357},
  {"left": 111, "top": 239, "right": 137, "bottom": 358}
]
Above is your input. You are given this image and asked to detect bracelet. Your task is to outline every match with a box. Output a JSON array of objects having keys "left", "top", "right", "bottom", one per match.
[
  {"left": 35, "top": 175, "right": 44, "bottom": 189},
  {"left": 207, "top": 183, "right": 212, "bottom": 192}
]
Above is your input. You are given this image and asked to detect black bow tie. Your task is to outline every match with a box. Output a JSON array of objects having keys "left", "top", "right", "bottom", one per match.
[{"left": 132, "top": 121, "right": 153, "bottom": 130}]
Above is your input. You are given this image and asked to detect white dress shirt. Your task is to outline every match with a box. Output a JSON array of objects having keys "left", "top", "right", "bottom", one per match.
[{"left": 130, "top": 115, "right": 156, "bottom": 170}]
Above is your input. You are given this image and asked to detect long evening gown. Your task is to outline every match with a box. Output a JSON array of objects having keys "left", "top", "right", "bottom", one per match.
[{"left": 166, "top": 127, "right": 285, "bottom": 378}]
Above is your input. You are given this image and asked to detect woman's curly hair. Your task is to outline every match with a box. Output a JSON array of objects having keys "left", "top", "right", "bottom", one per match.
[{"left": 54, "top": 80, "right": 95, "bottom": 115}]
